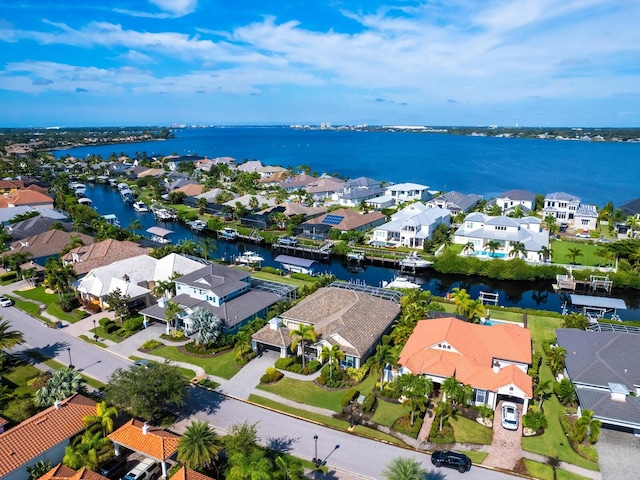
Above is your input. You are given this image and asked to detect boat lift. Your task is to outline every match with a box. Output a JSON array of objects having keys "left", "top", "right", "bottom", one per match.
[{"left": 568, "top": 294, "right": 627, "bottom": 322}]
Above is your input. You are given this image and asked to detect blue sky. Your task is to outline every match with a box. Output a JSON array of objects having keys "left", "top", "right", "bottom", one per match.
[{"left": 1, "top": 0, "right": 639, "bottom": 127}]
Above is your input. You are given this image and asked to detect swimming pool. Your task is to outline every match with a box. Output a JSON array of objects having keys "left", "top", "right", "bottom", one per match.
[{"left": 471, "top": 251, "right": 506, "bottom": 259}]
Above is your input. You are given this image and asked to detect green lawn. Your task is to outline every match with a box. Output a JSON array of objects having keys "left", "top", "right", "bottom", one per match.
[
  {"left": 15, "top": 287, "right": 89, "bottom": 323},
  {"left": 450, "top": 416, "right": 493, "bottom": 445},
  {"left": 150, "top": 345, "right": 239, "bottom": 379},
  {"left": 257, "top": 377, "right": 346, "bottom": 412},
  {"left": 463, "top": 451, "right": 489, "bottom": 464},
  {"left": 556, "top": 469, "right": 593, "bottom": 480},
  {"left": 523, "top": 459, "right": 554, "bottom": 480},
  {"left": 371, "top": 398, "right": 406, "bottom": 427},
  {"left": 249, "top": 270, "right": 315, "bottom": 288},
  {"left": 6, "top": 294, "right": 50, "bottom": 323},
  {"left": 550, "top": 240, "right": 603, "bottom": 266},
  {"left": 248, "top": 394, "right": 406, "bottom": 446}
]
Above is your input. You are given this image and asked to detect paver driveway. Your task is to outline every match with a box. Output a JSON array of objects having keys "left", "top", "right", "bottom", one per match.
[{"left": 483, "top": 400, "right": 523, "bottom": 470}]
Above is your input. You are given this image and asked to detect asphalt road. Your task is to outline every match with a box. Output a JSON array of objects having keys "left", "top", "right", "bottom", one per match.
[{"left": 4, "top": 306, "right": 519, "bottom": 480}]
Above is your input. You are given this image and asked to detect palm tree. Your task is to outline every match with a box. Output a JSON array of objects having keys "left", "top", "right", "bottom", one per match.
[
  {"left": 545, "top": 214, "right": 558, "bottom": 234},
  {"left": 196, "top": 197, "right": 209, "bottom": 215},
  {"left": 434, "top": 400, "right": 452, "bottom": 431},
  {"left": 488, "top": 204, "right": 502, "bottom": 216},
  {"left": 545, "top": 346, "right": 567, "bottom": 377},
  {"left": 164, "top": 300, "right": 181, "bottom": 334},
  {"left": 566, "top": 247, "right": 584, "bottom": 264},
  {"left": 382, "top": 456, "right": 427, "bottom": 480},
  {"left": 179, "top": 239, "right": 198, "bottom": 256},
  {"left": 63, "top": 429, "right": 111, "bottom": 470},
  {"left": 289, "top": 324, "right": 316, "bottom": 369},
  {"left": 83, "top": 401, "right": 118, "bottom": 436},
  {"left": 462, "top": 241, "right": 475, "bottom": 256},
  {"left": 26, "top": 459, "right": 52, "bottom": 480},
  {"left": 450, "top": 287, "right": 470, "bottom": 316},
  {"left": 555, "top": 378, "right": 578, "bottom": 406},
  {"left": 401, "top": 394, "right": 427, "bottom": 427},
  {"left": 509, "top": 241, "right": 527, "bottom": 259},
  {"left": 464, "top": 299, "right": 486, "bottom": 322},
  {"left": 35, "top": 367, "right": 86, "bottom": 407},
  {"left": 153, "top": 279, "right": 175, "bottom": 299},
  {"left": 44, "top": 259, "right": 77, "bottom": 300},
  {"left": 234, "top": 330, "right": 252, "bottom": 362},
  {"left": 370, "top": 344, "right": 397, "bottom": 391},
  {"left": 197, "top": 237, "right": 217, "bottom": 261},
  {"left": 177, "top": 420, "right": 222, "bottom": 470},
  {"left": 485, "top": 240, "right": 501, "bottom": 257},
  {"left": 441, "top": 376, "right": 462, "bottom": 405},
  {"left": 535, "top": 379, "right": 552, "bottom": 409},
  {"left": 508, "top": 205, "right": 525, "bottom": 218},
  {"left": 537, "top": 246, "right": 553, "bottom": 262},
  {"left": 127, "top": 219, "right": 143, "bottom": 235},
  {"left": 274, "top": 455, "right": 303, "bottom": 480},
  {"left": 0, "top": 318, "right": 24, "bottom": 350},
  {"left": 320, "top": 344, "right": 345, "bottom": 380}
]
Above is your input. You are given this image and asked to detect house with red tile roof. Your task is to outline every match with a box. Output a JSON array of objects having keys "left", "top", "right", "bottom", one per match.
[
  {"left": 169, "top": 466, "right": 216, "bottom": 480},
  {"left": 0, "top": 189, "right": 54, "bottom": 209},
  {"left": 297, "top": 208, "right": 385, "bottom": 239},
  {"left": 61, "top": 239, "right": 151, "bottom": 276},
  {"left": 39, "top": 464, "right": 108, "bottom": 480},
  {"left": 108, "top": 419, "right": 180, "bottom": 479},
  {"left": 397, "top": 317, "right": 533, "bottom": 411},
  {"left": 0, "top": 394, "right": 96, "bottom": 480}
]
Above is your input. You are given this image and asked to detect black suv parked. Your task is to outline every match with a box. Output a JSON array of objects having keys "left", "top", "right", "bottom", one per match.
[
  {"left": 99, "top": 456, "right": 128, "bottom": 479},
  {"left": 431, "top": 450, "right": 472, "bottom": 473}
]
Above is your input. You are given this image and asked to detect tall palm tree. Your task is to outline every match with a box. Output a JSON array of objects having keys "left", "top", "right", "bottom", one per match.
[
  {"left": 508, "top": 205, "right": 525, "bottom": 218},
  {"left": 566, "top": 247, "right": 584, "bottom": 264},
  {"left": 485, "top": 240, "right": 502, "bottom": 257},
  {"left": 434, "top": 400, "right": 452, "bottom": 432},
  {"left": 450, "top": 287, "right": 470, "bottom": 317},
  {"left": 320, "top": 344, "right": 345, "bottom": 380},
  {"left": 196, "top": 197, "right": 209, "bottom": 215},
  {"left": 382, "top": 456, "right": 427, "bottom": 480},
  {"left": 165, "top": 300, "right": 181, "bottom": 334},
  {"left": 544, "top": 214, "right": 558, "bottom": 234},
  {"left": 535, "top": 379, "right": 552, "bottom": 409},
  {"left": 537, "top": 246, "right": 553, "bottom": 262},
  {"left": 127, "top": 219, "right": 143, "bottom": 235},
  {"left": 234, "top": 330, "right": 252, "bottom": 362},
  {"left": 509, "top": 241, "right": 527, "bottom": 259},
  {"left": 289, "top": 324, "right": 317, "bottom": 369},
  {"left": 197, "top": 237, "right": 217, "bottom": 261},
  {"left": 177, "top": 420, "right": 222, "bottom": 470},
  {"left": 0, "top": 318, "right": 24, "bottom": 350},
  {"left": 153, "top": 279, "right": 175, "bottom": 299},
  {"left": 178, "top": 239, "right": 198, "bottom": 256},
  {"left": 401, "top": 394, "right": 427, "bottom": 427},
  {"left": 44, "top": 260, "right": 77, "bottom": 300},
  {"left": 63, "top": 429, "right": 111, "bottom": 470},
  {"left": 441, "top": 376, "right": 462, "bottom": 405},
  {"left": 370, "top": 344, "right": 397, "bottom": 391},
  {"left": 83, "top": 401, "right": 118, "bottom": 436}
]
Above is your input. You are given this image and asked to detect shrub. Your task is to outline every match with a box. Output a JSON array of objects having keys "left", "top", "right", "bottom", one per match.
[
  {"left": 27, "top": 373, "right": 52, "bottom": 390},
  {"left": 474, "top": 404, "right": 494, "bottom": 420},
  {"left": 393, "top": 414, "right": 424, "bottom": 437},
  {"left": 523, "top": 410, "right": 548, "bottom": 432},
  {"left": 141, "top": 339, "right": 163, "bottom": 350},
  {"left": 260, "top": 367, "right": 284, "bottom": 384},
  {"left": 122, "top": 316, "right": 144, "bottom": 333},
  {"left": 2, "top": 397, "right": 37, "bottom": 423},
  {"left": 316, "top": 376, "right": 326, "bottom": 386},
  {"left": 362, "top": 394, "right": 377, "bottom": 413},
  {"left": 275, "top": 357, "right": 295, "bottom": 369},
  {"left": 288, "top": 364, "right": 304, "bottom": 374},
  {"left": 306, "top": 359, "right": 321, "bottom": 373},
  {"left": 341, "top": 388, "right": 359, "bottom": 408},
  {"left": 429, "top": 420, "right": 455, "bottom": 444},
  {"left": 261, "top": 266, "right": 283, "bottom": 276},
  {"left": 0, "top": 271, "right": 17, "bottom": 282},
  {"left": 346, "top": 366, "right": 368, "bottom": 383},
  {"left": 98, "top": 317, "right": 113, "bottom": 328},
  {"left": 58, "top": 293, "right": 79, "bottom": 312}
]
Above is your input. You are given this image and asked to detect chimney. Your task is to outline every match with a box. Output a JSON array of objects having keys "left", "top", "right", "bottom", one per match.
[
  {"left": 54, "top": 400, "right": 61, "bottom": 410},
  {"left": 142, "top": 422, "right": 149, "bottom": 435},
  {"left": 492, "top": 360, "right": 500, "bottom": 373}
]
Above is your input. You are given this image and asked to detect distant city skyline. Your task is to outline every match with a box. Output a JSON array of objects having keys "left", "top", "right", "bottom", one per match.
[{"left": 1, "top": 1, "right": 639, "bottom": 128}]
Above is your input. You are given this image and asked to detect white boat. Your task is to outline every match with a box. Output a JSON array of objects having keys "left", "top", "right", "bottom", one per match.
[
  {"left": 346, "top": 251, "right": 365, "bottom": 262},
  {"left": 151, "top": 204, "right": 178, "bottom": 221},
  {"left": 147, "top": 226, "right": 174, "bottom": 244},
  {"left": 189, "top": 219, "right": 207, "bottom": 231},
  {"left": 101, "top": 214, "right": 121, "bottom": 227},
  {"left": 383, "top": 277, "right": 421, "bottom": 289},
  {"left": 399, "top": 251, "right": 433, "bottom": 269},
  {"left": 133, "top": 201, "right": 149, "bottom": 212},
  {"left": 218, "top": 227, "right": 239, "bottom": 240},
  {"left": 236, "top": 251, "right": 264, "bottom": 265}
]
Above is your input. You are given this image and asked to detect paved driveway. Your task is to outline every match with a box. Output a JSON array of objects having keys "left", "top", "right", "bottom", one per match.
[
  {"left": 484, "top": 400, "right": 523, "bottom": 470},
  {"left": 595, "top": 426, "right": 640, "bottom": 480},
  {"left": 218, "top": 350, "right": 279, "bottom": 399}
]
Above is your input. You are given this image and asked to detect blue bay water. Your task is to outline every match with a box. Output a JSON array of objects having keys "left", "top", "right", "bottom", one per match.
[{"left": 56, "top": 127, "right": 640, "bottom": 207}]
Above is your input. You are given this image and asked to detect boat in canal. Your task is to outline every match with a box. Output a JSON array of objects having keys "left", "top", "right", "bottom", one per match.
[
  {"left": 133, "top": 201, "right": 149, "bottom": 212},
  {"left": 235, "top": 251, "right": 265, "bottom": 266},
  {"left": 399, "top": 250, "right": 433, "bottom": 269},
  {"left": 382, "top": 276, "right": 421, "bottom": 289},
  {"left": 189, "top": 219, "right": 207, "bottom": 232},
  {"left": 147, "top": 226, "right": 174, "bottom": 244},
  {"left": 218, "top": 227, "right": 239, "bottom": 241},
  {"left": 151, "top": 204, "right": 178, "bottom": 221}
]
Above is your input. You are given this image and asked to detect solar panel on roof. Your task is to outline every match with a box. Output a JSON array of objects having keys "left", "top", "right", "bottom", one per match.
[{"left": 323, "top": 214, "right": 344, "bottom": 225}]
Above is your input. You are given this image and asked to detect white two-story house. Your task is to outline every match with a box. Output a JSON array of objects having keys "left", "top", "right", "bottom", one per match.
[
  {"left": 371, "top": 203, "right": 451, "bottom": 248},
  {"left": 453, "top": 213, "right": 549, "bottom": 261},
  {"left": 493, "top": 189, "right": 536, "bottom": 215},
  {"left": 425, "top": 191, "right": 482, "bottom": 215},
  {"left": 543, "top": 192, "right": 580, "bottom": 224}
]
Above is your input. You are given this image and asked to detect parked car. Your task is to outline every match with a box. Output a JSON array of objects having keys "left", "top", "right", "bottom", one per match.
[
  {"left": 99, "top": 456, "right": 128, "bottom": 479},
  {"left": 501, "top": 402, "right": 519, "bottom": 430},
  {"left": 559, "top": 223, "right": 568, "bottom": 233},
  {"left": 122, "top": 457, "right": 160, "bottom": 480},
  {"left": 431, "top": 450, "right": 472, "bottom": 473},
  {"left": 132, "top": 359, "right": 151, "bottom": 368},
  {"left": 576, "top": 231, "right": 591, "bottom": 238},
  {"left": 0, "top": 295, "right": 14, "bottom": 307}
]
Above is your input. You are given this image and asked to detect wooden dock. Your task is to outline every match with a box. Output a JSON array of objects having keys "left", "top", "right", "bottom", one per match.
[{"left": 271, "top": 241, "right": 333, "bottom": 262}]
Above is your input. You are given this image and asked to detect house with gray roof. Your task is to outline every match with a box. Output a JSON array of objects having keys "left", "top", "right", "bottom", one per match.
[
  {"left": 555, "top": 329, "right": 640, "bottom": 430},
  {"left": 574, "top": 204, "right": 599, "bottom": 232},
  {"left": 371, "top": 202, "right": 451, "bottom": 248},
  {"left": 425, "top": 191, "right": 482, "bottom": 215},
  {"left": 140, "top": 263, "right": 289, "bottom": 333},
  {"left": 620, "top": 198, "right": 640, "bottom": 217},
  {"left": 543, "top": 192, "right": 581, "bottom": 224},
  {"left": 493, "top": 189, "right": 536, "bottom": 215},
  {"left": 5, "top": 215, "right": 72, "bottom": 241},
  {"left": 251, "top": 285, "right": 401, "bottom": 368},
  {"left": 453, "top": 213, "right": 549, "bottom": 262},
  {"left": 332, "top": 177, "right": 386, "bottom": 208}
]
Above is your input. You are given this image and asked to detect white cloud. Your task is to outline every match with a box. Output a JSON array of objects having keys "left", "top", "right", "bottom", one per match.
[{"left": 149, "top": 0, "right": 198, "bottom": 16}]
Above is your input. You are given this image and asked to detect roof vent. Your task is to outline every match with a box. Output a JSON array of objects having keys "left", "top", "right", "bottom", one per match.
[
  {"left": 142, "top": 422, "right": 149, "bottom": 435},
  {"left": 54, "top": 400, "right": 61, "bottom": 410}
]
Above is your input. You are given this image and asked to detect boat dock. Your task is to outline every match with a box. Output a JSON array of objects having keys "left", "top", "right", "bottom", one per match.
[
  {"left": 553, "top": 274, "right": 613, "bottom": 294},
  {"left": 272, "top": 240, "right": 333, "bottom": 262}
]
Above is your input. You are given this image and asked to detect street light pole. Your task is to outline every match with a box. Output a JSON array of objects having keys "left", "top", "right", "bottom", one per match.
[
  {"left": 313, "top": 435, "right": 318, "bottom": 467},
  {"left": 93, "top": 319, "right": 99, "bottom": 341},
  {"left": 66, "top": 347, "right": 74, "bottom": 369}
]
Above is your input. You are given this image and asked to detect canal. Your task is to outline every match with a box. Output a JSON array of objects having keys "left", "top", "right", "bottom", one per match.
[{"left": 84, "top": 183, "right": 640, "bottom": 320}]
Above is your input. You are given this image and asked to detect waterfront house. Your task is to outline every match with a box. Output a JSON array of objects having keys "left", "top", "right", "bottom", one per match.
[
  {"left": 5, "top": 214, "right": 72, "bottom": 241},
  {"left": 62, "top": 239, "right": 151, "bottom": 276},
  {"left": 75, "top": 253, "right": 204, "bottom": 311},
  {"left": 491, "top": 189, "right": 536, "bottom": 215},
  {"left": 453, "top": 213, "right": 549, "bottom": 261},
  {"left": 396, "top": 317, "right": 532, "bottom": 411},
  {"left": 384, "top": 182, "right": 431, "bottom": 206},
  {"left": 425, "top": 191, "right": 482, "bottom": 215},
  {"left": 543, "top": 192, "right": 581, "bottom": 224},
  {"left": 279, "top": 173, "right": 317, "bottom": 193},
  {"left": 297, "top": 208, "right": 385, "bottom": 239},
  {"left": 0, "top": 189, "right": 54, "bottom": 209},
  {"left": 0, "top": 394, "right": 96, "bottom": 480},
  {"left": 234, "top": 159, "right": 264, "bottom": 173},
  {"left": 171, "top": 183, "right": 204, "bottom": 197},
  {"left": 371, "top": 203, "right": 451, "bottom": 248},
  {"left": 332, "top": 176, "right": 386, "bottom": 208},
  {"left": 139, "top": 263, "right": 288, "bottom": 333},
  {"left": 620, "top": 198, "right": 640, "bottom": 218},
  {"left": 306, "top": 176, "right": 346, "bottom": 203},
  {"left": 9, "top": 230, "right": 94, "bottom": 265},
  {"left": 574, "top": 204, "right": 599, "bottom": 232},
  {"left": 555, "top": 328, "right": 640, "bottom": 430},
  {"left": 0, "top": 206, "right": 68, "bottom": 227},
  {"left": 251, "top": 285, "right": 401, "bottom": 368}
]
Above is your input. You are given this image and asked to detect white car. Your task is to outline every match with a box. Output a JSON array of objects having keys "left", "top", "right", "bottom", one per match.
[
  {"left": 0, "top": 296, "right": 14, "bottom": 307},
  {"left": 501, "top": 402, "right": 519, "bottom": 430}
]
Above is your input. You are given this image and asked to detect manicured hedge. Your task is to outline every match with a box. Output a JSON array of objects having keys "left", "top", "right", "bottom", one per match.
[{"left": 341, "top": 388, "right": 359, "bottom": 408}]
